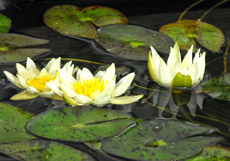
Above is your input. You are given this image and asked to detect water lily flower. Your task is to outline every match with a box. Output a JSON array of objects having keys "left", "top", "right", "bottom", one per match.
[
  {"left": 4, "top": 57, "right": 76, "bottom": 100},
  {"left": 48, "top": 63, "right": 143, "bottom": 107},
  {"left": 148, "top": 42, "right": 206, "bottom": 88}
]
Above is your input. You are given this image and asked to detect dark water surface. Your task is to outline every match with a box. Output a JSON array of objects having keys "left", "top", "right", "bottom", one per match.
[{"left": 0, "top": 0, "right": 230, "bottom": 160}]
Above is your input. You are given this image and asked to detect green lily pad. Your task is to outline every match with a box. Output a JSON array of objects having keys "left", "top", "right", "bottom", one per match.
[
  {"left": 101, "top": 119, "right": 221, "bottom": 161},
  {"left": 43, "top": 5, "right": 128, "bottom": 39},
  {"left": 201, "top": 73, "right": 230, "bottom": 101},
  {"left": 26, "top": 106, "right": 134, "bottom": 142},
  {"left": 0, "top": 33, "right": 50, "bottom": 64},
  {"left": 0, "top": 13, "right": 11, "bottom": 33},
  {"left": 95, "top": 24, "right": 174, "bottom": 60},
  {"left": 0, "top": 103, "right": 35, "bottom": 144},
  {"left": 160, "top": 20, "right": 224, "bottom": 52},
  {"left": 0, "top": 140, "right": 95, "bottom": 161},
  {"left": 186, "top": 146, "right": 230, "bottom": 161}
]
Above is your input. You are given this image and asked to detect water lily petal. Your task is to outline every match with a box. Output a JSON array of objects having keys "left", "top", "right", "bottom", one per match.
[
  {"left": 26, "top": 57, "right": 40, "bottom": 77},
  {"left": 158, "top": 58, "right": 171, "bottom": 87},
  {"left": 73, "top": 94, "right": 92, "bottom": 105},
  {"left": 59, "top": 69, "right": 75, "bottom": 89},
  {"left": 112, "top": 72, "right": 135, "bottom": 97},
  {"left": 147, "top": 47, "right": 160, "bottom": 84},
  {"left": 167, "top": 42, "right": 181, "bottom": 78},
  {"left": 46, "top": 81, "right": 63, "bottom": 97},
  {"left": 109, "top": 94, "right": 143, "bottom": 105},
  {"left": 16, "top": 63, "right": 31, "bottom": 80},
  {"left": 188, "top": 62, "right": 199, "bottom": 86},
  {"left": 79, "top": 67, "right": 94, "bottom": 82},
  {"left": 27, "top": 86, "right": 39, "bottom": 94},
  {"left": 4, "top": 71, "right": 20, "bottom": 87},
  {"left": 17, "top": 74, "right": 28, "bottom": 89},
  {"left": 95, "top": 71, "right": 105, "bottom": 81},
  {"left": 181, "top": 45, "right": 193, "bottom": 72},
  {"left": 47, "top": 57, "right": 61, "bottom": 77},
  {"left": 92, "top": 94, "right": 110, "bottom": 107},
  {"left": 10, "top": 90, "right": 38, "bottom": 100},
  {"left": 102, "top": 63, "right": 116, "bottom": 83},
  {"left": 45, "top": 58, "right": 55, "bottom": 71},
  {"left": 40, "top": 91, "right": 54, "bottom": 98},
  {"left": 197, "top": 52, "right": 206, "bottom": 81},
  {"left": 63, "top": 93, "right": 79, "bottom": 106},
  {"left": 60, "top": 84, "right": 77, "bottom": 97}
]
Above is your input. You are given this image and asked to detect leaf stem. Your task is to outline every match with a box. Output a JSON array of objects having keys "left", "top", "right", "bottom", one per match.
[
  {"left": 178, "top": 0, "right": 205, "bottom": 21},
  {"left": 199, "top": 0, "right": 230, "bottom": 21}
]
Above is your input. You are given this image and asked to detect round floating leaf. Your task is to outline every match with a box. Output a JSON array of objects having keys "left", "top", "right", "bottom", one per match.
[
  {"left": 0, "top": 140, "right": 95, "bottom": 161},
  {"left": 82, "top": 6, "right": 128, "bottom": 27},
  {"left": 186, "top": 146, "right": 230, "bottom": 161},
  {"left": 95, "top": 24, "right": 174, "bottom": 60},
  {"left": 0, "top": 103, "right": 35, "bottom": 144},
  {"left": 43, "top": 5, "right": 128, "bottom": 39},
  {"left": 26, "top": 106, "right": 134, "bottom": 142},
  {"left": 101, "top": 119, "right": 220, "bottom": 161},
  {"left": 160, "top": 20, "right": 224, "bottom": 52},
  {"left": 0, "top": 33, "right": 50, "bottom": 64},
  {"left": 0, "top": 13, "right": 11, "bottom": 33}
]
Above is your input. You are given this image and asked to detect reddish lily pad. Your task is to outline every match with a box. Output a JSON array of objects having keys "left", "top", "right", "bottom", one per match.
[
  {"left": 0, "top": 13, "right": 11, "bottom": 33},
  {"left": 160, "top": 19, "right": 224, "bottom": 52},
  {"left": 0, "top": 140, "right": 95, "bottom": 161},
  {"left": 43, "top": 5, "right": 128, "bottom": 39},
  {"left": 101, "top": 119, "right": 220, "bottom": 161},
  {"left": 0, "top": 33, "right": 50, "bottom": 64},
  {"left": 95, "top": 24, "right": 174, "bottom": 61}
]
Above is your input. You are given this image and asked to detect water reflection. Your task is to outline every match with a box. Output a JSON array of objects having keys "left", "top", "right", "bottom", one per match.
[{"left": 144, "top": 82, "right": 205, "bottom": 118}]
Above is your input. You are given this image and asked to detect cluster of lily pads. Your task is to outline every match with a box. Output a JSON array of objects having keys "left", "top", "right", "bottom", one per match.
[{"left": 0, "top": 3, "right": 230, "bottom": 161}]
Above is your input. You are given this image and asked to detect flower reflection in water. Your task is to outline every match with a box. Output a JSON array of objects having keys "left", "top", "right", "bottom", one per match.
[{"left": 144, "top": 82, "right": 205, "bottom": 119}]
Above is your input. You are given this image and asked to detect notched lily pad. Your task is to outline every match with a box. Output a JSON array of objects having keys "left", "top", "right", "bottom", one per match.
[
  {"left": 101, "top": 119, "right": 220, "bottom": 161},
  {"left": 95, "top": 24, "right": 174, "bottom": 61},
  {"left": 0, "top": 103, "right": 35, "bottom": 144},
  {"left": 0, "top": 33, "right": 50, "bottom": 64},
  {"left": 186, "top": 146, "right": 230, "bottom": 161},
  {"left": 26, "top": 106, "right": 135, "bottom": 142},
  {"left": 160, "top": 20, "right": 224, "bottom": 52},
  {"left": 200, "top": 73, "right": 230, "bottom": 101},
  {"left": 43, "top": 5, "right": 128, "bottom": 39},
  {"left": 0, "top": 140, "right": 95, "bottom": 161},
  {"left": 0, "top": 13, "right": 11, "bottom": 33}
]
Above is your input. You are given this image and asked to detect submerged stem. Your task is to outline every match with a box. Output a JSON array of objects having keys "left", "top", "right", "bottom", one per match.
[
  {"left": 199, "top": 0, "right": 230, "bottom": 21},
  {"left": 178, "top": 0, "right": 205, "bottom": 21},
  {"left": 223, "top": 41, "right": 230, "bottom": 73}
]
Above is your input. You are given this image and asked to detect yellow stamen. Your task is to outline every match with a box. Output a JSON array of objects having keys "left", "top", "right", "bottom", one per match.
[
  {"left": 26, "top": 74, "right": 52, "bottom": 92},
  {"left": 73, "top": 77, "right": 105, "bottom": 98}
]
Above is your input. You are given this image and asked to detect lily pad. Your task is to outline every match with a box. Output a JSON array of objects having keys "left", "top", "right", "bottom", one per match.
[
  {"left": 201, "top": 73, "right": 230, "bottom": 101},
  {"left": 0, "top": 140, "right": 95, "bottom": 161},
  {"left": 160, "top": 20, "right": 224, "bottom": 52},
  {"left": 186, "top": 146, "right": 230, "bottom": 161},
  {"left": 0, "top": 13, "right": 11, "bottom": 33},
  {"left": 95, "top": 24, "right": 174, "bottom": 60},
  {"left": 0, "top": 103, "right": 35, "bottom": 144},
  {"left": 43, "top": 5, "right": 128, "bottom": 39},
  {"left": 26, "top": 106, "right": 134, "bottom": 142},
  {"left": 0, "top": 33, "right": 50, "bottom": 64},
  {"left": 101, "top": 119, "right": 220, "bottom": 161}
]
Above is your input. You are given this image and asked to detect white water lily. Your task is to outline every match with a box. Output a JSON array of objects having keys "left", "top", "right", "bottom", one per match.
[
  {"left": 4, "top": 57, "right": 77, "bottom": 100},
  {"left": 148, "top": 42, "right": 206, "bottom": 88},
  {"left": 49, "top": 63, "right": 143, "bottom": 107}
]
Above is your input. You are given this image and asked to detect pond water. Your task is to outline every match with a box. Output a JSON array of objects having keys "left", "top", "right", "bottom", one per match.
[{"left": 0, "top": 0, "right": 230, "bottom": 161}]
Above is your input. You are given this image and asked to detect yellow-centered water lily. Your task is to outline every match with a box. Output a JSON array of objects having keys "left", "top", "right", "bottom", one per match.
[
  {"left": 148, "top": 42, "right": 206, "bottom": 88},
  {"left": 4, "top": 57, "right": 77, "bottom": 100},
  {"left": 49, "top": 63, "right": 143, "bottom": 107}
]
